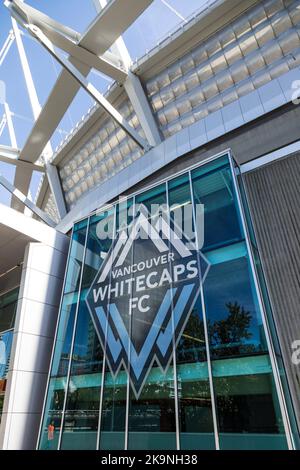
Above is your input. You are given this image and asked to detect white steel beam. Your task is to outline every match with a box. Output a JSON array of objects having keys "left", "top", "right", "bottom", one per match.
[
  {"left": 6, "top": 0, "right": 80, "bottom": 42},
  {"left": 5, "top": 0, "right": 154, "bottom": 164},
  {"left": 34, "top": 23, "right": 127, "bottom": 82},
  {"left": 93, "top": 0, "right": 161, "bottom": 146},
  {"left": 45, "top": 163, "right": 67, "bottom": 219},
  {"left": 0, "top": 173, "right": 56, "bottom": 227},
  {"left": 7, "top": 0, "right": 127, "bottom": 82},
  {"left": 0, "top": 144, "right": 45, "bottom": 172},
  {"left": 10, "top": 16, "right": 51, "bottom": 212},
  {"left": 3, "top": 102, "right": 17, "bottom": 148},
  {"left": 124, "top": 72, "right": 162, "bottom": 147},
  {"left": 11, "top": 17, "right": 41, "bottom": 122},
  {"left": 27, "top": 24, "right": 150, "bottom": 150},
  {"left": 8, "top": 11, "right": 67, "bottom": 218},
  {"left": 93, "top": 0, "right": 132, "bottom": 67},
  {"left": 0, "top": 144, "right": 19, "bottom": 160},
  {"left": 0, "top": 203, "right": 66, "bottom": 248},
  {"left": 0, "top": 115, "right": 6, "bottom": 137},
  {"left": 0, "top": 30, "right": 14, "bottom": 67}
]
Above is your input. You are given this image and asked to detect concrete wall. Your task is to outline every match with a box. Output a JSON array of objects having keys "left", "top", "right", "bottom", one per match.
[{"left": 0, "top": 234, "right": 69, "bottom": 449}]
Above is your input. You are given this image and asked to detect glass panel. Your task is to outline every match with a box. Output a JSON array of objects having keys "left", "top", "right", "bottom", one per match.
[
  {"left": 191, "top": 155, "right": 243, "bottom": 252},
  {"left": 135, "top": 183, "right": 166, "bottom": 215},
  {"left": 0, "top": 287, "right": 19, "bottom": 331},
  {"left": 40, "top": 154, "right": 295, "bottom": 450},
  {"left": 39, "top": 222, "right": 87, "bottom": 450},
  {"left": 168, "top": 173, "right": 215, "bottom": 450},
  {"left": 38, "top": 294, "right": 78, "bottom": 450},
  {"left": 128, "top": 184, "right": 177, "bottom": 450},
  {"left": 206, "top": 256, "right": 268, "bottom": 359},
  {"left": 99, "top": 368, "right": 127, "bottom": 450},
  {"left": 0, "top": 287, "right": 19, "bottom": 424},
  {"left": 0, "top": 330, "right": 13, "bottom": 380},
  {"left": 59, "top": 300, "right": 103, "bottom": 450},
  {"left": 0, "top": 329, "right": 13, "bottom": 423},
  {"left": 205, "top": 256, "right": 287, "bottom": 448},
  {"left": 99, "top": 202, "right": 130, "bottom": 450},
  {"left": 61, "top": 211, "right": 113, "bottom": 449},
  {"left": 64, "top": 220, "right": 88, "bottom": 294},
  {"left": 192, "top": 156, "right": 288, "bottom": 450}
]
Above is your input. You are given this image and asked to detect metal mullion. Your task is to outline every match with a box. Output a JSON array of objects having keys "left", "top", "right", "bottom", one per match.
[
  {"left": 228, "top": 153, "right": 295, "bottom": 450},
  {"left": 165, "top": 180, "right": 180, "bottom": 450},
  {"left": 0, "top": 327, "right": 14, "bottom": 336},
  {"left": 36, "top": 226, "right": 74, "bottom": 450},
  {"left": 57, "top": 218, "right": 90, "bottom": 450},
  {"left": 189, "top": 170, "right": 220, "bottom": 450},
  {"left": 97, "top": 205, "right": 117, "bottom": 450},
  {"left": 124, "top": 195, "right": 136, "bottom": 450}
]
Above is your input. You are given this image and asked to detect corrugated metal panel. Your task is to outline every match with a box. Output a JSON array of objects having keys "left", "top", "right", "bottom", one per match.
[
  {"left": 147, "top": 0, "right": 300, "bottom": 138},
  {"left": 244, "top": 151, "right": 300, "bottom": 424},
  {"left": 58, "top": 95, "right": 144, "bottom": 210}
]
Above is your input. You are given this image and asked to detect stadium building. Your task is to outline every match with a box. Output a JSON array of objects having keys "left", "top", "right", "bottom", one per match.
[{"left": 0, "top": 0, "right": 300, "bottom": 450}]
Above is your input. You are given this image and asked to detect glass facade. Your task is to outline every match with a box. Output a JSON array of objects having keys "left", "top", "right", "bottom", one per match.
[
  {"left": 38, "top": 154, "right": 297, "bottom": 450},
  {"left": 0, "top": 287, "right": 19, "bottom": 423}
]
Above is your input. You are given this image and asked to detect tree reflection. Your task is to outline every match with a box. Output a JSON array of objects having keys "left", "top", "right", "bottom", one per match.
[{"left": 177, "top": 301, "right": 262, "bottom": 363}]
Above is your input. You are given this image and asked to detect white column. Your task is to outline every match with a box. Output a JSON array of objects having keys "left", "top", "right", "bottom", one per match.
[{"left": 0, "top": 234, "right": 69, "bottom": 449}]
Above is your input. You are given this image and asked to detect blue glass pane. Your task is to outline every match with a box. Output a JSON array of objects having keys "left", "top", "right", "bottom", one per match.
[
  {"left": 204, "top": 256, "right": 268, "bottom": 359},
  {"left": 0, "top": 287, "right": 18, "bottom": 424},
  {"left": 128, "top": 183, "right": 177, "bottom": 450},
  {"left": 0, "top": 287, "right": 18, "bottom": 331},
  {"left": 128, "top": 366, "right": 177, "bottom": 450},
  {"left": 39, "top": 377, "right": 64, "bottom": 450},
  {"left": 39, "top": 294, "right": 77, "bottom": 450},
  {"left": 98, "top": 199, "right": 132, "bottom": 449},
  {"left": 100, "top": 369, "right": 127, "bottom": 450},
  {"left": 213, "top": 356, "right": 288, "bottom": 449},
  {"left": 0, "top": 330, "right": 13, "bottom": 380},
  {"left": 191, "top": 157, "right": 243, "bottom": 251},
  {"left": 135, "top": 183, "right": 166, "bottom": 215},
  {"left": 168, "top": 172, "right": 215, "bottom": 449},
  {"left": 60, "top": 301, "right": 103, "bottom": 450},
  {"left": 39, "top": 154, "right": 294, "bottom": 450},
  {"left": 60, "top": 210, "right": 114, "bottom": 449},
  {"left": 198, "top": 158, "right": 288, "bottom": 449},
  {"left": 64, "top": 224, "right": 87, "bottom": 294}
]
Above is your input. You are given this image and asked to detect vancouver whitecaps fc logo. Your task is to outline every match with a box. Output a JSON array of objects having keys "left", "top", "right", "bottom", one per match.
[{"left": 86, "top": 204, "right": 210, "bottom": 398}]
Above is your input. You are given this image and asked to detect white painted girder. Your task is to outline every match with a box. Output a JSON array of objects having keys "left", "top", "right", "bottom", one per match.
[
  {"left": 8, "top": 0, "right": 127, "bottom": 82},
  {"left": 28, "top": 24, "right": 149, "bottom": 150},
  {"left": 6, "top": 0, "right": 153, "bottom": 165},
  {"left": 0, "top": 144, "right": 45, "bottom": 172},
  {"left": 0, "top": 173, "right": 56, "bottom": 227}
]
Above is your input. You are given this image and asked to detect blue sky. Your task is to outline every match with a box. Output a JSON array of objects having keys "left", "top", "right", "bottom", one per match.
[{"left": 0, "top": 0, "right": 209, "bottom": 206}]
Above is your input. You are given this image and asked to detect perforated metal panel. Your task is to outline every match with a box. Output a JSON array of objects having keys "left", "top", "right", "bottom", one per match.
[
  {"left": 43, "top": 0, "right": 300, "bottom": 213},
  {"left": 147, "top": 0, "right": 300, "bottom": 138},
  {"left": 58, "top": 96, "right": 144, "bottom": 209}
]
